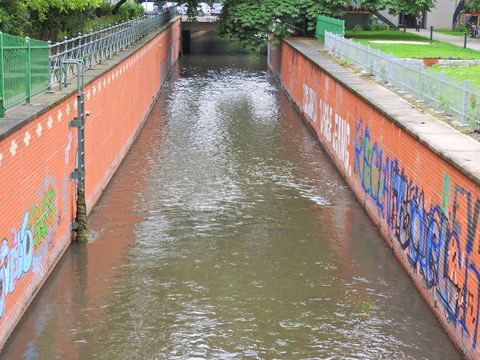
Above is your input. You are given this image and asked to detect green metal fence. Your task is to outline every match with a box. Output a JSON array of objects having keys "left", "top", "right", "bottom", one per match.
[
  {"left": 0, "top": 32, "right": 50, "bottom": 117},
  {"left": 315, "top": 15, "right": 344, "bottom": 40}
]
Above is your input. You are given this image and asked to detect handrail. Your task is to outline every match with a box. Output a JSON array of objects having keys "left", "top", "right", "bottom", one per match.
[{"left": 49, "top": 7, "right": 177, "bottom": 89}]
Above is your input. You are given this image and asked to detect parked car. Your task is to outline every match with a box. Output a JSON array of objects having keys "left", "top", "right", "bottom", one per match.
[
  {"left": 178, "top": 2, "right": 211, "bottom": 16},
  {"left": 211, "top": 3, "right": 223, "bottom": 15},
  {"left": 198, "top": 2, "right": 212, "bottom": 16},
  {"left": 178, "top": 3, "right": 188, "bottom": 15},
  {"left": 162, "top": 2, "right": 178, "bottom": 10},
  {"left": 141, "top": 2, "right": 159, "bottom": 14}
]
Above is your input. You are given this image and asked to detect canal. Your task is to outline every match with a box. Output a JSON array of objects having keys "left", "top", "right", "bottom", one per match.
[{"left": 1, "top": 35, "right": 461, "bottom": 359}]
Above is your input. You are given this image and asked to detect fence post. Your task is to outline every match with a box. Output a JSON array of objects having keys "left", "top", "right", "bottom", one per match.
[
  {"left": 0, "top": 32, "right": 4, "bottom": 117},
  {"left": 439, "top": 72, "right": 445, "bottom": 98},
  {"left": 48, "top": 41, "right": 52, "bottom": 91},
  {"left": 419, "top": 62, "right": 423, "bottom": 96},
  {"left": 462, "top": 80, "right": 470, "bottom": 125},
  {"left": 364, "top": 46, "right": 369, "bottom": 73},
  {"left": 25, "top": 37, "right": 32, "bottom": 103}
]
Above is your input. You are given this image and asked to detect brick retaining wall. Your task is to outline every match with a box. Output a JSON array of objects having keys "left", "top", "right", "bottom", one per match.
[
  {"left": 269, "top": 39, "right": 480, "bottom": 359},
  {"left": 0, "top": 18, "right": 180, "bottom": 349}
]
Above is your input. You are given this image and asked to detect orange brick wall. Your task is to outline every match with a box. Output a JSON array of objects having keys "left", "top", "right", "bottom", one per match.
[
  {"left": 0, "top": 18, "right": 180, "bottom": 349},
  {"left": 270, "top": 41, "right": 480, "bottom": 359}
]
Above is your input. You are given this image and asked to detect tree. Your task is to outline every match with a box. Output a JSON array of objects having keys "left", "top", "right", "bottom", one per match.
[
  {"left": 379, "top": 0, "right": 436, "bottom": 15},
  {"left": 24, "top": 0, "right": 103, "bottom": 21},
  {"left": 217, "top": 0, "right": 436, "bottom": 51},
  {"left": 0, "top": 0, "right": 103, "bottom": 38}
]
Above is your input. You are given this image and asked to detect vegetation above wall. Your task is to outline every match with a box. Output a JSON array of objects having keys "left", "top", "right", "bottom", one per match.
[
  {"left": 213, "top": 0, "right": 437, "bottom": 51},
  {"left": 0, "top": 0, "right": 144, "bottom": 41}
]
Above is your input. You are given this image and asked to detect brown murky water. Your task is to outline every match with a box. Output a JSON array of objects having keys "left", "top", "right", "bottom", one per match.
[{"left": 1, "top": 35, "right": 461, "bottom": 359}]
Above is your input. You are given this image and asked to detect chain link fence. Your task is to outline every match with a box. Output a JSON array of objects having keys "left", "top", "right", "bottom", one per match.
[
  {"left": 324, "top": 31, "right": 480, "bottom": 128},
  {"left": 0, "top": 33, "right": 50, "bottom": 117}
]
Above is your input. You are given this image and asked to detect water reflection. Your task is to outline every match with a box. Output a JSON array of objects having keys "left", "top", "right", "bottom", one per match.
[{"left": 1, "top": 35, "right": 460, "bottom": 359}]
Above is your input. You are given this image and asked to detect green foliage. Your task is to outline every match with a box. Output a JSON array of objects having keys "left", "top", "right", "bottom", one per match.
[
  {"left": 217, "top": 0, "right": 438, "bottom": 51},
  {"left": 0, "top": 1, "right": 32, "bottom": 36},
  {"left": 96, "top": 1, "right": 114, "bottom": 16},
  {"left": 465, "top": 0, "right": 480, "bottom": 12},
  {"left": 218, "top": 0, "right": 350, "bottom": 51},
  {"left": 369, "top": 16, "right": 388, "bottom": 31},
  {"left": 374, "top": 0, "right": 436, "bottom": 15},
  {"left": 118, "top": 2, "right": 144, "bottom": 21},
  {"left": 0, "top": 0, "right": 145, "bottom": 40},
  {"left": 351, "top": 24, "right": 364, "bottom": 32},
  {"left": 23, "top": 0, "right": 103, "bottom": 21}
]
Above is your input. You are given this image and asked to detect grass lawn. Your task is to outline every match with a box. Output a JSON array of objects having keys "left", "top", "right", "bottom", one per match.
[
  {"left": 430, "top": 65, "right": 480, "bottom": 88},
  {"left": 434, "top": 29, "right": 467, "bottom": 37},
  {"left": 345, "top": 30, "right": 480, "bottom": 59}
]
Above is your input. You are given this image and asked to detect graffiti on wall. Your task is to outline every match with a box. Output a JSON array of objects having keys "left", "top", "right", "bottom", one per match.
[
  {"left": 353, "top": 119, "right": 480, "bottom": 348},
  {"left": 0, "top": 187, "right": 57, "bottom": 319},
  {"left": 303, "top": 84, "right": 351, "bottom": 176}
]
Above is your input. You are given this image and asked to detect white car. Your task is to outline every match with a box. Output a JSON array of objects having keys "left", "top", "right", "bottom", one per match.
[
  {"left": 178, "top": 2, "right": 211, "bottom": 16},
  {"left": 198, "top": 3, "right": 211, "bottom": 16},
  {"left": 211, "top": 3, "right": 223, "bottom": 15},
  {"left": 178, "top": 3, "right": 188, "bottom": 15},
  {"left": 162, "top": 2, "right": 177, "bottom": 10},
  {"left": 141, "top": 2, "right": 158, "bottom": 14}
]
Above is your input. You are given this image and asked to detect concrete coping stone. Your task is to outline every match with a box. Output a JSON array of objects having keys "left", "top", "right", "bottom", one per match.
[
  {"left": 284, "top": 38, "right": 480, "bottom": 186},
  {"left": 0, "top": 16, "right": 181, "bottom": 142}
]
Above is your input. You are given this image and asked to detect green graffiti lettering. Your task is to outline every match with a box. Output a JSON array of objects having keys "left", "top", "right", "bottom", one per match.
[{"left": 441, "top": 173, "right": 451, "bottom": 215}]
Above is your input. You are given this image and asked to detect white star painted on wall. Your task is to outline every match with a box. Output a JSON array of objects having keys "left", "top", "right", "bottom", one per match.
[
  {"left": 73, "top": 100, "right": 78, "bottom": 111},
  {"left": 66, "top": 103, "right": 71, "bottom": 116},
  {"left": 93, "top": 85, "right": 97, "bottom": 96},
  {"left": 24, "top": 131, "right": 31, "bottom": 146},
  {"left": 0, "top": 152, "right": 3, "bottom": 166},
  {"left": 47, "top": 116, "right": 53, "bottom": 129},
  {"left": 10, "top": 140, "right": 17, "bottom": 156},
  {"left": 36, "top": 123, "right": 43, "bottom": 137},
  {"left": 86, "top": 89, "right": 91, "bottom": 100},
  {"left": 103, "top": 78, "right": 107, "bottom": 88},
  {"left": 57, "top": 109, "right": 63, "bottom": 122}
]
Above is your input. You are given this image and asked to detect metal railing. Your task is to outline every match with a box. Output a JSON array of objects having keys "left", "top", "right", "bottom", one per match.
[
  {"left": 316, "top": 16, "right": 344, "bottom": 40},
  {"left": 50, "top": 7, "right": 177, "bottom": 89},
  {"left": 0, "top": 33, "right": 50, "bottom": 117},
  {"left": 324, "top": 31, "right": 480, "bottom": 128},
  {"left": 0, "top": 8, "right": 177, "bottom": 117}
]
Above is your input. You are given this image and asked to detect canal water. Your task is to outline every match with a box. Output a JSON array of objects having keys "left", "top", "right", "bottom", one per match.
[{"left": 1, "top": 35, "right": 461, "bottom": 359}]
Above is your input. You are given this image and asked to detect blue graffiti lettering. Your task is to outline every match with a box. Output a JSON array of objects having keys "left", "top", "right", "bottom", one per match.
[{"left": 0, "top": 212, "right": 34, "bottom": 318}]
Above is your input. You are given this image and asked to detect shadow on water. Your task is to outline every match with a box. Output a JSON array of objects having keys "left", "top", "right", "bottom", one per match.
[{"left": 0, "top": 32, "right": 462, "bottom": 360}]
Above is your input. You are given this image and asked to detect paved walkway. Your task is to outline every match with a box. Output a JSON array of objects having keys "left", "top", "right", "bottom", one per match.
[
  {"left": 407, "top": 28, "right": 480, "bottom": 51},
  {"left": 287, "top": 38, "right": 480, "bottom": 178}
]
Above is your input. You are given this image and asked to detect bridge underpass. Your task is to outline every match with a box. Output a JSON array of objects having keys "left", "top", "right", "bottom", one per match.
[{"left": 182, "top": 18, "right": 218, "bottom": 53}]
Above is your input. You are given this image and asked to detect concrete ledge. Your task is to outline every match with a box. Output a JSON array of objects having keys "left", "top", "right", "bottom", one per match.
[
  {"left": 285, "top": 38, "right": 480, "bottom": 186},
  {"left": 0, "top": 16, "right": 181, "bottom": 142}
]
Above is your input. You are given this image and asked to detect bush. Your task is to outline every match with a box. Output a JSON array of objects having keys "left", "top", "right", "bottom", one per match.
[
  {"left": 97, "top": 2, "right": 114, "bottom": 17},
  {"left": 118, "top": 3, "right": 144, "bottom": 21},
  {"left": 351, "top": 24, "right": 364, "bottom": 32},
  {"left": 370, "top": 21, "right": 388, "bottom": 31}
]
